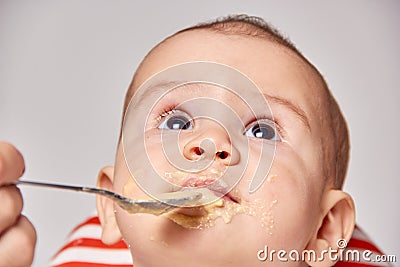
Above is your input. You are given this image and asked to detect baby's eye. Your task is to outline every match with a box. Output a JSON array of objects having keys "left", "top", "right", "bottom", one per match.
[
  {"left": 244, "top": 119, "right": 281, "bottom": 141},
  {"left": 158, "top": 110, "right": 193, "bottom": 130}
]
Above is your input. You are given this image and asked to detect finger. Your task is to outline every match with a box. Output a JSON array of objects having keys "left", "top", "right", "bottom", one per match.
[
  {"left": 0, "top": 215, "right": 37, "bottom": 267},
  {"left": 0, "top": 185, "right": 23, "bottom": 234},
  {"left": 0, "top": 142, "right": 25, "bottom": 185}
]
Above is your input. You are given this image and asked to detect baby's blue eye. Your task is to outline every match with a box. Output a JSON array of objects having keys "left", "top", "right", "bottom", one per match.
[
  {"left": 244, "top": 120, "right": 281, "bottom": 141},
  {"left": 158, "top": 111, "right": 193, "bottom": 130}
]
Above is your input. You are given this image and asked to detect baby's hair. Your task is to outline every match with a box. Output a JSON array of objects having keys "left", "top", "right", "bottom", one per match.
[
  {"left": 175, "top": 14, "right": 297, "bottom": 52},
  {"left": 123, "top": 14, "right": 349, "bottom": 189}
]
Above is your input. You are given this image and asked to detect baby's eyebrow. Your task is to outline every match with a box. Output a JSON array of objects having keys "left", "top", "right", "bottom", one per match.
[
  {"left": 264, "top": 94, "right": 311, "bottom": 131},
  {"left": 134, "top": 81, "right": 183, "bottom": 107}
]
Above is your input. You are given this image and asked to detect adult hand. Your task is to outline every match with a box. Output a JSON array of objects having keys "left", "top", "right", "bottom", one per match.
[{"left": 0, "top": 142, "right": 36, "bottom": 267}]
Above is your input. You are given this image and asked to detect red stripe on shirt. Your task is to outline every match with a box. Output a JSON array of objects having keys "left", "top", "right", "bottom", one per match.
[
  {"left": 70, "top": 216, "right": 101, "bottom": 234},
  {"left": 53, "top": 216, "right": 127, "bottom": 260},
  {"left": 347, "top": 238, "right": 383, "bottom": 255}
]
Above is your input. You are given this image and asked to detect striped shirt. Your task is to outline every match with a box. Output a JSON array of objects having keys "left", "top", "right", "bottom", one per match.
[{"left": 50, "top": 216, "right": 392, "bottom": 267}]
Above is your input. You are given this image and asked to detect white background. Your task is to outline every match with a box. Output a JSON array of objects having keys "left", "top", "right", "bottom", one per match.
[{"left": 0, "top": 1, "right": 399, "bottom": 266}]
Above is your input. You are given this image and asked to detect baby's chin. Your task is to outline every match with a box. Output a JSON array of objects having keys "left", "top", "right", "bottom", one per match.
[{"left": 123, "top": 212, "right": 271, "bottom": 267}]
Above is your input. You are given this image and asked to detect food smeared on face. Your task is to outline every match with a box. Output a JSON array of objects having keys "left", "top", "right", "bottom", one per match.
[
  {"left": 164, "top": 172, "right": 279, "bottom": 233},
  {"left": 122, "top": 169, "right": 278, "bottom": 233}
]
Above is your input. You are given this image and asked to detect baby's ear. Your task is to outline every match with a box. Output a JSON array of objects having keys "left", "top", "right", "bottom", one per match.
[
  {"left": 305, "top": 190, "right": 355, "bottom": 267},
  {"left": 96, "top": 166, "right": 122, "bottom": 245}
]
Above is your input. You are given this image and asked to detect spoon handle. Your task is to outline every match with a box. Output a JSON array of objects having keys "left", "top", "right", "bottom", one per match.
[{"left": 15, "top": 180, "right": 202, "bottom": 215}]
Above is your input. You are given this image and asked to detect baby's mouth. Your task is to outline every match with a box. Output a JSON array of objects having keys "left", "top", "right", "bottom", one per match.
[
  {"left": 164, "top": 176, "right": 244, "bottom": 229},
  {"left": 164, "top": 168, "right": 241, "bottom": 204},
  {"left": 181, "top": 177, "right": 241, "bottom": 204}
]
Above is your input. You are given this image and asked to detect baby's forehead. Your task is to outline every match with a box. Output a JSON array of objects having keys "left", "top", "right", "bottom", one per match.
[{"left": 134, "top": 30, "right": 309, "bottom": 85}]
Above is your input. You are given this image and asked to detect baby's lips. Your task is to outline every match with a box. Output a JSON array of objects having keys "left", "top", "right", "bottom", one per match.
[
  {"left": 181, "top": 177, "right": 241, "bottom": 204},
  {"left": 181, "top": 177, "right": 216, "bottom": 188},
  {"left": 181, "top": 177, "right": 227, "bottom": 199}
]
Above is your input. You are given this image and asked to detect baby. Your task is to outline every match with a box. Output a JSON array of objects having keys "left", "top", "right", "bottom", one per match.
[
  {"left": 94, "top": 15, "right": 355, "bottom": 267},
  {"left": 0, "top": 15, "right": 357, "bottom": 267}
]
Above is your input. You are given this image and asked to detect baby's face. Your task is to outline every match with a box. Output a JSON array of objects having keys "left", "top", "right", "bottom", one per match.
[{"left": 112, "top": 31, "right": 329, "bottom": 266}]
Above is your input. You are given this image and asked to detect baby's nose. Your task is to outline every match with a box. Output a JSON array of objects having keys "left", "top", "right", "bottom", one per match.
[{"left": 182, "top": 123, "right": 240, "bottom": 166}]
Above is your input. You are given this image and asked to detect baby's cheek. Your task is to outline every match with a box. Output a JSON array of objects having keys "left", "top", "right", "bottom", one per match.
[
  {"left": 120, "top": 170, "right": 150, "bottom": 199},
  {"left": 243, "top": 162, "right": 319, "bottom": 252},
  {"left": 115, "top": 209, "right": 163, "bottom": 262}
]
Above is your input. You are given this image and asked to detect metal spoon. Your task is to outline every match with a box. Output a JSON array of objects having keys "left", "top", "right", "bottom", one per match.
[{"left": 15, "top": 180, "right": 202, "bottom": 216}]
